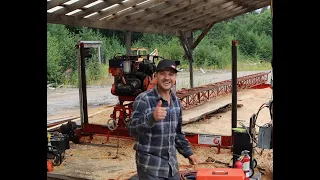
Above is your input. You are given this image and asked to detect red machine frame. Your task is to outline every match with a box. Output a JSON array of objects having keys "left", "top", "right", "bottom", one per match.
[{"left": 74, "top": 41, "right": 271, "bottom": 154}]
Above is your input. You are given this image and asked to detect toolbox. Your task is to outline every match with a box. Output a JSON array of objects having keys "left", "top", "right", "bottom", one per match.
[{"left": 196, "top": 168, "right": 244, "bottom": 180}]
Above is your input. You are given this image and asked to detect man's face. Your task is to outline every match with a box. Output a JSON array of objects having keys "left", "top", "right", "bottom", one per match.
[{"left": 156, "top": 68, "right": 177, "bottom": 91}]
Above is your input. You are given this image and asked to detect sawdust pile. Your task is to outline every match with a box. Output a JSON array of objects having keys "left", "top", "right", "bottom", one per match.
[
  {"left": 182, "top": 88, "right": 273, "bottom": 136},
  {"left": 52, "top": 88, "right": 273, "bottom": 180},
  {"left": 254, "top": 148, "right": 273, "bottom": 179},
  {"left": 54, "top": 136, "right": 137, "bottom": 180},
  {"left": 54, "top": 137, "right": 272, "bottom": 180}
]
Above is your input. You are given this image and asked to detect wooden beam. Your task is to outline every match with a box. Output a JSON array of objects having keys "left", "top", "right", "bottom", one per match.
[
  {"left": 231, "top": 0, "right": 250, "bottom": 9},
  {"left": 171, "top": 2, "right": 238, "bottom": 29},
  {"left": 126, "top": 31, "right": 132, "bottom": 56},
  {"left": 53, "top": 0, "right": 97, "bottom": 15},
  {"left": 47, "top": 12, "right": 179, "bottom": 36},
  {"left": 145, "top": 0, "right": 227, "bottom": 27},
  {"left": 89, "top": 0, "right": 146, "bottom": 20},
  {"left": 139, "top": 0, "right": 213, "bottom": 24},
  {"left": 47, "top": 0, "right": 69, "bottom": 10},
  {"left": 191, "top": 22, "right": 215, "bottom": 49},
  {"left": 186, "top": 0, "right": 269, "bottom": 30},
  {"left": 171, "top": 0, "right": 264, "bottom": 29},
  {"left": 104, "top": 0, "right": 167, "bottom": 22},
  {"left": 76, "top": 0, "right": 125, "bottom": 17},
  {"left": 47, "top": 172, "right": 90, "bottom": 180},
  {"left": 184, "top": 1, "right": 270, "bottom": 31},
  {"left": 125, "top": 0, "right": 199, "bottom": 25},
  {"left": 179, "top": 32, "right": 192, "bottom": 61},
  {"left": 115, "top": 0, "right": 186, "bottom": 24},
  {"left": 165, "top": 1, "right": 236, "bottom": 28},
  {"left": 179, "top": 30, "right": 195, "bottom": 88}
]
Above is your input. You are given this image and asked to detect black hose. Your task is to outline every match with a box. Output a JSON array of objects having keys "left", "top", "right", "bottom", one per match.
[{"left": 269, "top": 100, "right": 273, "bottom": 120}]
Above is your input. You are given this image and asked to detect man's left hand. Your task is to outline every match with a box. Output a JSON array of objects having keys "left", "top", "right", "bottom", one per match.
[{"left": 188, "top": 154, "right": 198, "bottom": 165}]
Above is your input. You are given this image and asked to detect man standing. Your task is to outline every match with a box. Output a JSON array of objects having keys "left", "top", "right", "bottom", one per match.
[{"left": 128, "top": 59, "right": 198, "bottom": 180}]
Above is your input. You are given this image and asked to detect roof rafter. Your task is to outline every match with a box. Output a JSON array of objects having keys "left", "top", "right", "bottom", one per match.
[
  {"left": 170, "top": 2, "right": 239, "bottom": 29},
  {"left": 47, "top": 0, "right": 69, "bottom": 10},
  {"left": 142, "top": 0, "right": 228, "bottom": 27},
  {"left": 184, "top": 0, "right": 270, "bottom": 31},
  {"left": 89, "top": 0, "right": 146, "bottom": 20},
  {"left": 112, "top": 0, "right": 187, "bottom": 24},
  {"left": 75, "top": 0, "right": 125, "bottom": 17},
  {"left": 47, "top": 0, "right": 271, "bottom": 36},
  {"left": 53, "top": 0, "right": 97, "bottom": 15},
  {"left": 104, "top": 0, "right": 167, "bottom": 22},
  {"left": 47, "top": 12, "right": 180, "bottom": 35}
]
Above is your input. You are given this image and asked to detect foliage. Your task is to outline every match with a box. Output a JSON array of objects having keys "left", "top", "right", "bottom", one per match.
[{"left": 47, "top": 9, "right": 272, "bottom": 85}]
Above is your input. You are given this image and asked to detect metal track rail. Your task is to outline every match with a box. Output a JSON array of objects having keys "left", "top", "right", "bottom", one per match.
[
  {"left": 176, "top": 72, "right": 270, "bottom": 109},
  {"left": 47, "top": 72, "right": 270, "bottom": 128}
]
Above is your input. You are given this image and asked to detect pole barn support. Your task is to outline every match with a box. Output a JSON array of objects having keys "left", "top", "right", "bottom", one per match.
[
  {"left": 125, "top": 31, "right": 132, "bottom": 56},
  {"left": 179, "top": 30, "right": 194, "bottom": 88}
]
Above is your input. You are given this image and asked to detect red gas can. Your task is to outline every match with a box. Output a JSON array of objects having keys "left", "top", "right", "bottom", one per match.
[{"left": 196, "top": 168, "right": 245, "bottom": 180}]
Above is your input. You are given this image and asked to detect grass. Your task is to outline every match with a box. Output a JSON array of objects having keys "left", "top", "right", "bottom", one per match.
[
  {"left": 224, "top": 61, "right": 272, "bottom": 71},
  {"left": 59, "top": 62, "right": 271, "bottom": 87}
]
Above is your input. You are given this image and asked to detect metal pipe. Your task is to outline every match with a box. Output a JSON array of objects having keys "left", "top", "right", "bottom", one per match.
[
  {"left": 232, "top": 40, "right": 238, "bottom": 129},
  {"left": 79, "top": 43, "right": 89, "bottom": 124}
]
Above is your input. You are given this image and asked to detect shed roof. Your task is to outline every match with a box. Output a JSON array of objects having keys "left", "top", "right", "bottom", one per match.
[{"left": 47, "top": 0, "right": 270, "bottom": 36}]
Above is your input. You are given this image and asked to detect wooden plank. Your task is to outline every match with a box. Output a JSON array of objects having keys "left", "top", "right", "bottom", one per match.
[
  {"left": 53, "top": 0, "right": 97, "bottom": 14},
  {"left": 47, "top": 173, "right": 90, "bottom": 180},
  {"left": 76, "top": 0, "right": 125, "bottom": 17},
  {"left": 184, "top": 7, "right": 245, "bottom": 29},
  {"left": 103, "top": 0, "right": 166, "bottom": 22},
  {"left": 184, "top": 1, "right": 269, "bottom": 30},
  {"left": 182, "top": 97, "right": 231, "bottom": 125},
  {"left": 231, "top": 0, "right": 250, "bottom": 9},
  {"left": 119, "top": 0, "right": 188, "bottom": 24},
  {"left": 47, "top": 13, "right": 179, "bottom": 36},
  {"left": 146, "top": 0, "right": 227, "bottom": 27},
  {"left": 47, "top": 105, "right": 114, "bottom": 130},
  {"left": 170, "top": 1, "right": 238, "bottom": 28},
  {"left": 47, "top": 0, "right": 69, "bottom": 10},
  {"left": 89, "top": 0, "right": 146, "bottom": 20},
  {"left": 191, "top": 22, "right": 215, "bottom": 49},
  {"left": 174, "top": 0, "right": 266, "bottom": 29}
]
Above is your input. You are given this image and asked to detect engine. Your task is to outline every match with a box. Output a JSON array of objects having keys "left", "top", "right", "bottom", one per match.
[{"left": 108, "top": 55, "right": 156, "bottom": 97}]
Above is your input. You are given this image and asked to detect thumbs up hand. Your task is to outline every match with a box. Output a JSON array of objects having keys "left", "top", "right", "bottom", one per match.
[{"left": 153, "top": 100, "right": 167, "bottom": 121}]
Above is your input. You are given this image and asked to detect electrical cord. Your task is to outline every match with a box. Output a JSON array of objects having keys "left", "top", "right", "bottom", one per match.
[
  {"left": 115, "top": 161, "right": 230, "bottom": 180},
  {"left": 269, "top": 100, "right": 273, "bottom": 121},
  {"left": 253, "top": 102, "right": 273, "bottom": 128},
  {"left": 250, "top": 101, "right": 274, "bottom": 155},
  {"left": 180, "top": 170, "right": 197, "bottom": 180}
]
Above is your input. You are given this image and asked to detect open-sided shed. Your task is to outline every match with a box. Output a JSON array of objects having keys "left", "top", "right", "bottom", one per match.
[
  {"left": 47, "top": 0, "right": 271, "bottom": 87},
  {"left": 47, "top": 2, "right": 273, "bottom": 178}
]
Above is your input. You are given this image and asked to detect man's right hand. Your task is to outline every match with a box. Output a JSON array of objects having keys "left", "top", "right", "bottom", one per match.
[{"left": 153, "top": 100, "right": 167, "bottom": 121}]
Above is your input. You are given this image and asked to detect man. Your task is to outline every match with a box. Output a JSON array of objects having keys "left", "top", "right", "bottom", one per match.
[{"left": 129, "top": 59, "right": 198, "bottom": 180}]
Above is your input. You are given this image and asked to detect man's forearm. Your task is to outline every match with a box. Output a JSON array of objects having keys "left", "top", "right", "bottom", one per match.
[
  {"left": 128, "top": 112, "right": 156, "bottom": 136},
  {"left": 175, "top": 134, "right": 193, "bottom": 158}
]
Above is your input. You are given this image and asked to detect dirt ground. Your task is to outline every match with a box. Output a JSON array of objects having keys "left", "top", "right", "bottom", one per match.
[
  {"left": 50, "top": 88, "right": 273, "bottom": 180},
  {"left": 48, "top": 70, "right": 273, "bottom": 179}
]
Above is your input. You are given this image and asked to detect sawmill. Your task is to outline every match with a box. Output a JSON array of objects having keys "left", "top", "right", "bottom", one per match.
[{"left": 47, "top": 0, "right": 273, "bottom": 179}]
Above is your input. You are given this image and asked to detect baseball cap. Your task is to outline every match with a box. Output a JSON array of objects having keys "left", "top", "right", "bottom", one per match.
[{"left": 156, "top": 59, "right": 179, "bottom": 73}]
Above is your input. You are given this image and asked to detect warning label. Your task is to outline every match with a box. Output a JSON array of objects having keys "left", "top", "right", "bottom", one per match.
[{"left": 198, "top": 134, "right": 221, "bottom": 145}]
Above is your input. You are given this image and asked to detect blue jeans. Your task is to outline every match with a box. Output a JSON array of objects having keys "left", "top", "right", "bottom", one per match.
[{"left": 136, "top": 166, "right": 180, "bottom": 180}]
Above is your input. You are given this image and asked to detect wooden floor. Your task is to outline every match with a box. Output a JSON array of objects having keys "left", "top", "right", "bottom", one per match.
[{"left": 47, "top": 173, "right": 90, "bottom": 180}]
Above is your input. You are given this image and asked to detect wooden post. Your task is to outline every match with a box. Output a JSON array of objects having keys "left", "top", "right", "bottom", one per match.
[
  {"left": 125, "top": 31, "right": 132, "bottom": 56},
  {"left": 98, "top": 46, "right": 101, "bottom": 64}
]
